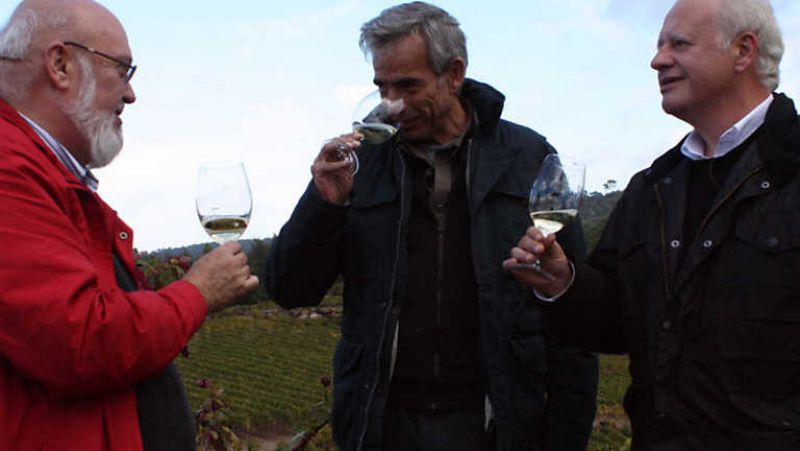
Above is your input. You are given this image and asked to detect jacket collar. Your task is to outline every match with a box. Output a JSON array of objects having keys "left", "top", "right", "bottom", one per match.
[
  {"left": 644, "top": 92, "right": 800, "bottom": 187},
  {"left": 460, "top": 78, "right": 505, "bottom": 136},
  {"left": 0, "top": 98, "right": 90, "bottom": 192},
  {"left": 756, "top": 92, "right": 800, "bottom": 187}
]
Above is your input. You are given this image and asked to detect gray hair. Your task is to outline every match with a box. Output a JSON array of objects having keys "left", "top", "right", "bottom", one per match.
[
  {"left": 0, "top": 5, "right": 70, "bottom": 103},
  {"left": 715, "top": 0, "right": 784, "bottom": 91},
  {"left": 359, "top": 1, "right": 467, "bottom": 75}
]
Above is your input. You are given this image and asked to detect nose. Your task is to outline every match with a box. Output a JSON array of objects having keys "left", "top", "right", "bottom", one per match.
[
  {"left": 123, "top": 81, "right": 136, "bottom": 104},
  {"left": 650, "top": 46, "right": 670, "bottom": 71}
]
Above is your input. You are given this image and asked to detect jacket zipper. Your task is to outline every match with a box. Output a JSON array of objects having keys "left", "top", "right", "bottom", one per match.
[{"left": 357, "top": 145, "right": 407, "bottom": 451}]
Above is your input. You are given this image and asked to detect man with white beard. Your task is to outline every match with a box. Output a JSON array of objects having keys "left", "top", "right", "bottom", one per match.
[{"left": 0, "top": 1, "right": 259, "bottom": 450}]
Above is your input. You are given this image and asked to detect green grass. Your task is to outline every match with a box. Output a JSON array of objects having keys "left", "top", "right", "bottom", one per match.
[
  {"left": 177, "top": 304, "right": 337, "bottom": 434},
  {"left": 177, "top": 301, "right": 632, "bottom": 448}
]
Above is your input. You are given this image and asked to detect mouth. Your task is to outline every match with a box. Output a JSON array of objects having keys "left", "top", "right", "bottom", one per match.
[{"left": 658, "top": 74, "right": 683, "bottom": 92}]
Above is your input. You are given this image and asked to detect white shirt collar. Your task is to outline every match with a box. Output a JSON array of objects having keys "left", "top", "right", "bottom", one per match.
[
  {"left": 681, "top": 94, "right": 773, "bottom": 161},
  {"left": 19, "top": 114, "right": 98, "bottom": 191}
]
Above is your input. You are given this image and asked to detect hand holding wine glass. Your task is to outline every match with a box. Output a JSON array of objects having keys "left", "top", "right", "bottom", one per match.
[
  {"left": 508, "top": 154, "right": 585, "bottom": 278},
  {"left": 196, "top": 161, "right": 252, "bottom": 244},
  {"left": 322, "top": 89, "right": 404, "bottom": 175},
  {"left": 188, "top": 161, "right": 258, "bottom": 311},
  {"left": 313, "top": 90, "right": 404, "bottom": 204}
]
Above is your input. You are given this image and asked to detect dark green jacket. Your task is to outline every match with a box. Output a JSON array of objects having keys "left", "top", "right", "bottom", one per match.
[{"left": 265, "top": 79, "right": 598, "bottom": 450}]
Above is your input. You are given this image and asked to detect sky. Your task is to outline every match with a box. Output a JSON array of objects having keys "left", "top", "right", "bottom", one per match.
[{"left": 2, "top": 0, "right": 799, "bottom": 251}]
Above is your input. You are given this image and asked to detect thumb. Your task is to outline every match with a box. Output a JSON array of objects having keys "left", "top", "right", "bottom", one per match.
[{"left": 242, "top": 275, "right": 260, "bottom": 293}]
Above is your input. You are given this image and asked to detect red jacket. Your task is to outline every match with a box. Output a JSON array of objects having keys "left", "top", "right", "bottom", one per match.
[{"left": 0, "top": 99, "right": 208, "bottom": 450}]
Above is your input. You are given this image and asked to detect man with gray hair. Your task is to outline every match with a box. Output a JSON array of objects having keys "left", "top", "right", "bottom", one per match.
[
  {"left": 265, "top": 2, "right": 598, "bottom": 450},
  {"left": 507, "top": 0, "right": 800, "bottom": 448},
  {"left": 0, "top": 1, "right": 258, "bottom": 449}
]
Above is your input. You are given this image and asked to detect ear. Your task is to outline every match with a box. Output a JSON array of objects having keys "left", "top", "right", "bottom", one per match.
[
  {"left": 732, "top": 31, "right": 758, "bottom": 74},
  {"left": 444, "top": 57, "right": 466, "bottom": 94},
  {"left": 44, "top": 44, "right": 73, "bottom": 90}
]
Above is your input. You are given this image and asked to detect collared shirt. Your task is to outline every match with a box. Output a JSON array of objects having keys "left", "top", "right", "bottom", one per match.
[
  {"left": 20, "top": 114, "right": 98, "bottom": 191},
  {"left": 680, "top": 94, "right": 773, "bottom": 161},
  {"left": 400, "top": 100, "right": 474, "bottom": 227}
]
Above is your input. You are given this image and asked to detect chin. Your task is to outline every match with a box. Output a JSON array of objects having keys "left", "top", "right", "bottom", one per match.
[{"left": 89, "top": 132, "right": 124, "bottom": 168}]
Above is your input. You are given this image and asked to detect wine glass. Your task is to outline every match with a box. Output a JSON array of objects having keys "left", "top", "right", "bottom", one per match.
[
  {"left": 511, "top": 154, "right": 586, "bottom": 276},
  {"left": 196, "top": 161, "right": 252, "bottom": 244},
  {"left": 329, "top": 90, "right": 404, "bottom": 174},
  {"left": 528, "top": 154, "right": 585, "bottom": 237}
]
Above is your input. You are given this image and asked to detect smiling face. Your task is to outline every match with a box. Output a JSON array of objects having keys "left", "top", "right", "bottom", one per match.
[
  {"left": 650, "top": 0, "right": 737, "bottom": 126},
  {"left": 371, "top": 33, "right": 465, "bottom": 145}
]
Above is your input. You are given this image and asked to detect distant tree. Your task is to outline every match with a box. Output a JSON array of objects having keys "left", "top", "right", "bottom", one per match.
[{"left": 580, "top": 189, "right": 623, "bottom": 251}]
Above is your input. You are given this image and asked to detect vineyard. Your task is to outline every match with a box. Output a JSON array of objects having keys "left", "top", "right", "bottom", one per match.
[{"left": 176, "top": 298, "right": 632, "bottom": 450}]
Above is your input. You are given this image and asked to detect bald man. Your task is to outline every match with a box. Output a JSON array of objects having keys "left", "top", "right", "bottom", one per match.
[{"left": 0, "top": 1, "right": 258, "bottom": 450}]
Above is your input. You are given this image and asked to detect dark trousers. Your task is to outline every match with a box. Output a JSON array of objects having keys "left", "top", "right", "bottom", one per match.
[{"left": 382, "top": 405, "right": 495, "bottom": 451}]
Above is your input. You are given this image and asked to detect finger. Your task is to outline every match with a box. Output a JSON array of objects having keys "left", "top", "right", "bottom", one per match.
[
  {"left": 526, "top": 226, "right": 547, "bottom": 241},
  {"left": 519, "top": 235, "right": 545, "bottom": 255},
  {"left": 323, "top": 136, "right": 361, "bottom": 153},
  {"left": 219, "top": 241, "right": 241, "bottom": 255},
  {"left": 232, "top": 251, "right": 248, "bottom": 266},
  {"left": 243, "top": 275, "right": 260, "bottom": 292},
  {"left": 502, "top": 257, "right": 523, "bottom": 271},
  {"left": 509, "top": 246, "right": 537, "bottom": 264}
]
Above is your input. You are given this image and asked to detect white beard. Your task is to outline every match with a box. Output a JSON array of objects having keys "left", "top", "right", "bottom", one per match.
[{"left": 65, "top": 57, "right": 124, "bottom": 168}]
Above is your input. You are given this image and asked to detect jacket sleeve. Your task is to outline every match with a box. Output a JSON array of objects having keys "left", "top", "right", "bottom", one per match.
[
  {"left": 540, "top": 216, "right": 599, "bottom": 450},
  {"left": 544, "top": 193, "right": 629, "bottom": 354},
  {"left": 263, "top": 182, "right": 348, "bottom": 308},
  {"left": 542, "top": 340, "right": 598, "bottom": 451},
  {"left": 0, "top": 158, "right": 208, "bottom": 400}
]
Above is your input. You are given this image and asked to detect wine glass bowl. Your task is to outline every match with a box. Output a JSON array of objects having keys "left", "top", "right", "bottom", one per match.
[
  {"left": 196, "top": 161, "right": 252, "bottom": 244},
  {"left": 352, "top": 89, "right": 404, "bottom": 145},
  {"left": 328, "top": 90, "right": 404, "bottom": 175},
  {"left": 528, "top": 154, "right": 586, "bottom": 237}
]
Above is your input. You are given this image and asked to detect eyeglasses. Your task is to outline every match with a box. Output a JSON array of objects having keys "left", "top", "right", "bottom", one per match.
[{"left": 64, "top": 41, "right": 137, "bottom": 82}]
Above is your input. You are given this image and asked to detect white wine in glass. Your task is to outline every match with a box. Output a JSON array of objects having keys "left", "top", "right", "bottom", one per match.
[
  {"left": 329, "top": 90, "right": 405, "bottom": 174},
  {"left": 352, "top": 89, "right": 403, "bottom": 144},
  {"left": 196, "top": 161, "right": 252, "bottom": 244}
]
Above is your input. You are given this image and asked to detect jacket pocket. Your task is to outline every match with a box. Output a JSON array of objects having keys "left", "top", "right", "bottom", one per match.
[
  {"left": 717, "top": 318, "right": 800, "bottom": 398},
  {"left": 331, "top": 336, "right": 365, "bottom": 447},
  {"left": 711, "top": 211, "right": 800, "bottom": 427},
  {"left": 722, "top": 210, "right": 800, "bottom": 321},
  {"left": 342, "top": 195, "right": 397, "bottom": 281}
]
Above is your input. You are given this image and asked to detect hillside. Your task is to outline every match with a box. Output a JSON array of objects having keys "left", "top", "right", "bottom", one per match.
[{"left": 178, "top": 300, "right": 631, "bottom": 450}]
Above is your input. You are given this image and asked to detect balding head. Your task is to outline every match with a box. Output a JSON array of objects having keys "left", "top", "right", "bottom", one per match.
[
  {"left": 0, "top": 0, "right": 128, "bottom": 104},
  {"left": 0, "top": 0, "right": 135, "bottom": 167}
]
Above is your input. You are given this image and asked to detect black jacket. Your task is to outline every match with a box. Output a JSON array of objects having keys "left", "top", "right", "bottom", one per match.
[
  {"left": 551, "top": 93, "right": 800, "bottom": 450},
  {"left": 265, "top": 79, "right": 598, "bottom": 450}
]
